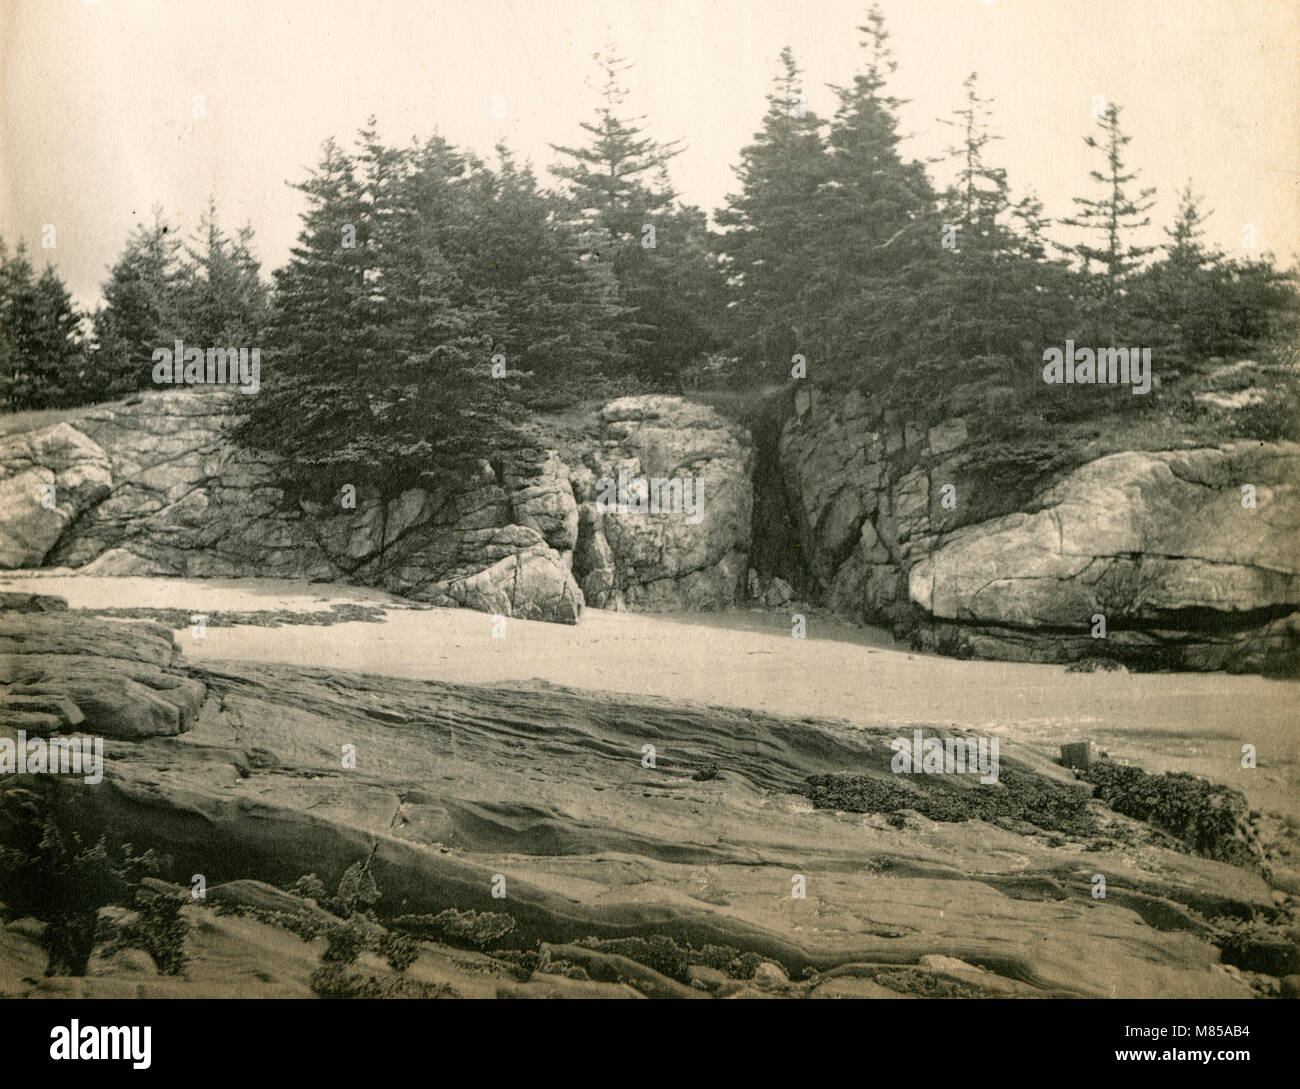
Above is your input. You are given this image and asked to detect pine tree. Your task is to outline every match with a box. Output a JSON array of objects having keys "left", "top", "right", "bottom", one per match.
[
  {"left": 177, "top": 199, "right": 269, "bottom": 348},
  {"left": 1162, "top": 183, "right": 1218, "bottom": 272},
  {"left": 366, "top": 133, "right": 508, "bottom": 488},
  {"left": 0, "top": 240, "right": 36, "bottom": 410},
  {"left": 717, "top": 46, "right": 830, "bottom": 375},
  {"left": 0, "top": 241, "right": 90, "bottom": 410},
  {"left": 458, "top": 145, "right": 626, "bottom": 403},
  {"left": 937, "top": 73, "right": 1014, "bottom": 255},
  {"left": 1132, "top": 184, "right": 1298, "bottom": 366},
  {"left": 238, "top": 128, "right": 525, "bottom": 497},
  {"left": 813, "top": 4, "right": 938, "bottom": 378},
  {"left": 1059, "top": 102, "right": 1157, "bottom": 295},
  {"left": 550, "top": 47, "right": 719, "bottom": 383},
  {"left": 918, "top": 72, "right": 1078, "bottom": 376},
  {"left": 549, "top": 48, "right": 682, "bottom": 241},
  {"left": 27, "top": 268, "right": 89, "bottom": 407},
  {"left": 92, "top": 211, "right": 186, "bottom": 399}
]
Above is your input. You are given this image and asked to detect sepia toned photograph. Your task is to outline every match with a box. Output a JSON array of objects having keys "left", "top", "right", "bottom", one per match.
[{"left": 0, "top": 0, "right": 1297, "bottom": 1045}]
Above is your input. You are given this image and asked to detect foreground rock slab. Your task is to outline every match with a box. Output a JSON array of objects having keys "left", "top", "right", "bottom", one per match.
[{"left": 3, "top": 607, "right": 1292, "bottom": 998}]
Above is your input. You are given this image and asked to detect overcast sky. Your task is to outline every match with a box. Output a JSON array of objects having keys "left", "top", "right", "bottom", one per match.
[{"left": 2, "top": 0, "right": 1297, "bottom": 309}]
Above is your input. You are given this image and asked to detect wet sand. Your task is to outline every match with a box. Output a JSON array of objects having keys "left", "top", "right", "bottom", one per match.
[{"left": 4, "top": 572, "right": 1296, "bottom": 817}]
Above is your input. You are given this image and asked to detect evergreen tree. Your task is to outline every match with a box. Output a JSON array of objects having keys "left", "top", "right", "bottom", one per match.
[
  {"left": 238, "top": 128, "right": 525, "bottom": 497},
  {"left": 550, "top": 47, "right": 719, "bottom": 383},
  {"left": 459, "top": 145, "right": 627, "bottom": 403},
  {"left": 550, "top": 48, "right": 682, "bottom": 240},
  {"left": 177, "top": 199, "right": 269, "bottom": 348},
  {"left": 1059, "top": 102, "right": 1157, "bottom": 295},
  {"left": 1132, "top": 185, "right": 1297, "bottom": 366},
  {"left": 717, "top": 47, "right": 830, "bottom": 375},
  {"left": 0, "top": 241, "right": 89, "bottom": 410},
  {"left": 813, "top": 4, "right": 939, "bottom": 379},
  {"left": 918, "top": 72, "right": 1077, "bottom": 377},
  {"left": 92, "top": 211, "right": 185, "bottom": 399},
  {"left": 937, "top": 73, "right": 1015, "bottom": 255}
]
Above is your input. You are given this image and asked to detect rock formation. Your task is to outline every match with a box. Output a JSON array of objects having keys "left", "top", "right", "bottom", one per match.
[
  {"left": 779, "top": 387, "right": 1300, "bottom": 672},
  {"left": 562, "top": 396, "right": 753, "bottom": 610},
  {"left": 3, "top": 602, "right": 1292, "bottom": 998},
  {"left": 0, "top": 391, "right": 755, "bottom": 624}
]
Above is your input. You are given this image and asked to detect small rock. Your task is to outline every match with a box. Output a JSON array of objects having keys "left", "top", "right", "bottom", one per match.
[
  {"left": 1280, "top": 974, "right": 1300, "bottom": 999},
  {"left": 686, "top": 965, "right": 728, "bottom": 990},
  {"left": 762, "top": 578, "right": 794, "bottom": 608},
  {"left": 752, "top": 961, "right": 789, "bottom": 985}
]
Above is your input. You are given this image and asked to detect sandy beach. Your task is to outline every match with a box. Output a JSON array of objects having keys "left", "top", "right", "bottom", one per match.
[{"left": 6, "top": 572, "right": 1295, "bottom": 818}]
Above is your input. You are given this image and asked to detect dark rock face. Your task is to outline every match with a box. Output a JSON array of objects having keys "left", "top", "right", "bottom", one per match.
[{"left": 779, "top": 388, "right": 1300, "bottom": 673}]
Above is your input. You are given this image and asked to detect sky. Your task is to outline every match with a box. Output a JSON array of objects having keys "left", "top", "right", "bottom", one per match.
[{"left": 2, "top": 0, "right": 1297, "bottom": 309}]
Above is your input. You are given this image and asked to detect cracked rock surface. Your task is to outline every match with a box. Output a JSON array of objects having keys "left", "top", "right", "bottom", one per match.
[
  {"left": 781, "top": 388, "right": 1299, "bottom": 672},
  {"left": 2, "top": 605, "right": 1292, "bottom": 998},
  {"left": 3, "top": 392, "right": 585, "bottom": 624},
  {"left": 561, "top": 396, "right": 753, "bottom": 611}
]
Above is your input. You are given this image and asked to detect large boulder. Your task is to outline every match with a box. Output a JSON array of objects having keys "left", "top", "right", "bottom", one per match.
[
  {"left": 0, "top": 610, "right": 204, "bottom": 739},
  {"left": 779, "top": 385, "right": 1300, "bottom": 672},
  {"left": 563, "top": 396, "right": 753, "bottom": 610},
  {"left": 0, "top": 424, "right": 112, "bottom": 567},
  {"left": 907, "top": 444, "right": 1300, "bottom": 670}
]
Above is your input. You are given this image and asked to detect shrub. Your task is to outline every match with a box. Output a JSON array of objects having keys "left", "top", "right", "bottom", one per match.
[
  {"left": 331, "top": 860, "right": 381, "bottom": 917},
  {"left": 287, "top": 873, "right": 329, "bottom": 904},
  {"left": 378, "top": 932, "right": 419, "bottom": 973},
  {"left": 1083, "top": 761, "right": 1259, "bottom": 866},
  {"left": 106, "top": 893, "right": 190, "bottom": 976}
]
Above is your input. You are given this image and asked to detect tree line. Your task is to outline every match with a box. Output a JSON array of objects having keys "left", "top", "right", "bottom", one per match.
[
  {"left": 2, "top": 4, "right": 1295, "bottom": 497},
  {"left": 1, "top": 200, "right": 268, "bottom": 411}
]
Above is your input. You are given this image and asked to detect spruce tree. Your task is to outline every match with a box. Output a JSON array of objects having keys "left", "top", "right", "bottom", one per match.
[
  {"left": 92, "top": 211, "right": 186, "bottom": 399},
  {"left": 238, "top": 128, "right": 523, "bottom": 497},
  {"left": 0, "top": 241, "right": 91, "bottom": 410},
  {"left": 717, "top": 47, "right": 829, "bottom": 376},
  {"left": 459, "top": 145, "right": 626, "bottom": 403},
  {"left": 920, "top": 72, "right": 1077, "bottom": 378},
  {"left": 814, "top": 3, "right": 938, "bottom": 380},
  {"left": 1059, "top": 102, "right": 1157, "bottom": 295},
  {"left": 937, "top": 73, "right": 1014, "bottom": 255},
  {"left": 178, "top": 199, "right": 269, "bottom": 349},
  {"left": 550, "top": 47, "right": 718, "bottom": 383}
]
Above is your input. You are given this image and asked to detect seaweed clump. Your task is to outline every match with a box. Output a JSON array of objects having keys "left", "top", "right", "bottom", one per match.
[{"left": 1082, "top": 761, "right": 1260, "bottom": 867}]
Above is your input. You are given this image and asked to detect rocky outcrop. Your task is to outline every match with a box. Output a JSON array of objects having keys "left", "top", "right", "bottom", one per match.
[
  {"left": 563, "top": 396, "right": 753, "bottom": 610},
  {"left": 909, "top": 445, "right": 1300, "bottom": 670},
  {"left": 0, "top": 392, "right": 757, "bottom": 623},
  {"left": 2, "top": 603, "right": 1290, "bottom": 998},
  {"left": 780, "top": 388, "right": 1300, "bottom": 672},
  {"left": 0, "top": 610, "right": 204, "bottom": 739},
  {"left": 0, "top": 424, "right": 112, "bottom": 568},
  {"left": 3, "top": 392, "right": 584, "bottom": 623}
]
